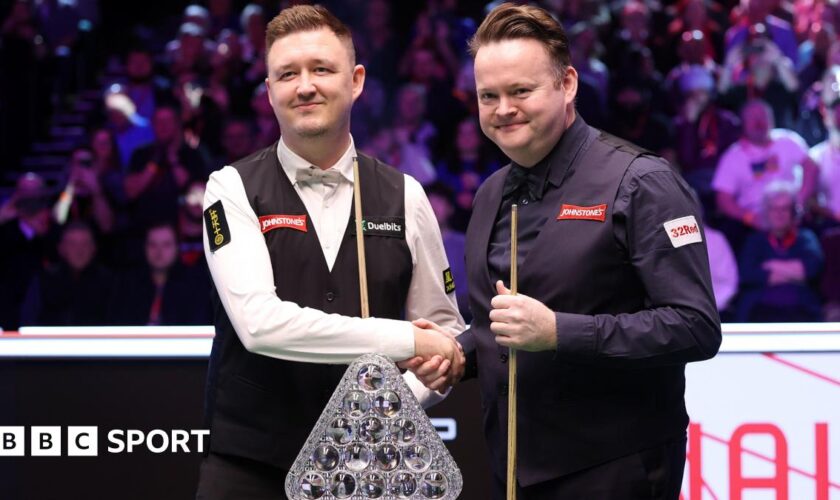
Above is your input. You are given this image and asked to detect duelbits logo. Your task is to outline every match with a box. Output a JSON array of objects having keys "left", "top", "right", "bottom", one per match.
[{"left": 0, "top": 426, "right": 209, "bottom": 457}]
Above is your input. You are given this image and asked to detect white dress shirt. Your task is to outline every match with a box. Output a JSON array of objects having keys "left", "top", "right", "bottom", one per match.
[{"left": 203, "top": 136, "right": 464, "bottom": 405}]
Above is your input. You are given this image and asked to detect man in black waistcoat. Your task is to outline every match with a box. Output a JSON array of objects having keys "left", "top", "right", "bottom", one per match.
[
  {"left": 195, "top": 6, "right": 465, "bottom": 498},
  {"left": 410, "top": 4, "right": 722, "bottom": 499}
]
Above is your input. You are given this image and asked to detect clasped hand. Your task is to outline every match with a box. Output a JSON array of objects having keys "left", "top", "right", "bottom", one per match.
[{"left": 398, "top": 319, "right": 465, "bottom": 392}]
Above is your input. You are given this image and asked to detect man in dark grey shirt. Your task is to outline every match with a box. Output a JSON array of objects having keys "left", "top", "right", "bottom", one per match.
[{"left": 410, "top": 4, "right": 721, "bottom": 499}]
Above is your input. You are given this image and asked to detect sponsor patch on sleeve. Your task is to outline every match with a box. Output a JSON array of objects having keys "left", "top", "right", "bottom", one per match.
[
  {"left": 349, "top": 216, "right": 405, "bottom": 238},
  {"left": 663, "top": 215, "right": 703, "bottom": 248},
  {"left": 204, "top": 200, "right": 231, "bottom": 252},
  {"left": 442, "top": 267, "right": 456, "bottom": 294}
]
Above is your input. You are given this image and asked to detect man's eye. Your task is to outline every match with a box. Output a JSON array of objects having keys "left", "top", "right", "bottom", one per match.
[
  {"left": 514, "top": 88, "right": 530, "bottom": 96},
  {"left": 480, "top": 93, "right": 497, "bottom": 101},
  {"left": 280, "top": 72, "right": 295, "bottom": 80}
]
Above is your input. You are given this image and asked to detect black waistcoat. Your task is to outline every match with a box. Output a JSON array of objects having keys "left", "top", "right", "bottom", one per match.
[
  {"left": 466, "top": 127, "right": 689, "bottom": 485},
  {"left": 205, "top": 145, "right": 412, "bottom": 468}
]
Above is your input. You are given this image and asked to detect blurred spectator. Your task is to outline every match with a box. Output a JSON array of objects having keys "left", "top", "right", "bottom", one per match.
[
  {"left": 0, "top": 174, "right": 56, "bottom": 330},
  {"left": 673, "top": 66, "right": 741, "bottom": 210},
  {"left": 724, "top": 0, "right": 798, "bottom": 65},
  {"left": 606, "top": 1, "right": 667, "bottom": 73},
  {"left": 219, "top": 118, "right": 256, "bottom": 166},
  {"left": 251, "top": 84, "right": 280, "bottom": 148},
  {"left": 554, "top": 0, "right": 611, "bottom": 31},
  {"left": 20, "top": 222, "right": 112, "bottom": 326},
  {"left": 426, "top": 182, "right": 470, "bottom": 323},
  {"left": 428, "top": 0, "right": 478, "bottom": 63},
  {"left": 125, "top": 105, "right": 206, "bottom": 232},
  {"left": 666, "top": 0, "right": 725, "bottom": 61},
  {"left": 90, "top": 127, "right": 123, "bottom": 173},
  {"left": 403, "top": 9, "right": 460, "bottom": 81},
  {"left": 736, "top": 181, "right": 824, "bottom": 321},
  {"left": 398, "top": 44, "right": 463, "bottom": 139},
  {"left": 612, "top": 42, "right": 669, "bottom": 115},
  {"left": 705, "top": 225, "right": 738, "bottom": 314},
  {"left": 607, "top": 79, "right": 674, "bottom": 157},
  {"left": 354, "top": 0, "right": 400, "bottom": 87},
  {"left": 665, "top": 30, "right": 719, "bottom": 111},
  {"left": 809, "top": 67, "right": 840, "bottom": 226},
  {"left": 393, "top": 84, "right": 438, "bottom": 166},
  {"left": 569, "top": 22, "right": 608, "bottom": 96},
  {"left": 172, "top": 72, "right": 225, "bottom": 156},
  {"left": 350, "top": 75, "right": 388, "bottom": 147},
  {"left": 104, "top": 89, "right": 154, "bottom": 168},
  {"left": 108, "top": 223, "right": 210, "bottom": 325},
  {"left": 821, "top": 227, "right": 840, "bottom": 321},
  {"left": 178, "top": 180, "right": 206, "bottom": 268},
  {"left": 797, "top": 21, "right": 835, "bottom": 94},
  {"left": 451, "top": 59, "right": 478, "bottom": 119},
  {"left": 363, "top": 127, "right": 437, "bottom": 186},
  {"left": 182, "top": 4, "right": 211, "bottom": 35},
  {"left": 207, "top": 0, "right": 238, "bottom": 37},
  {"left": 436, "top": 117, "right": 501, "bottom": 228},
  {"left": 123, "top": 48, "right": 168, "bottom": 121},
  {"left": 239, "top": 4, "right": 266, "bottom": 86},
  {"left": 165, "top": 21, "right": 214, "bottom": 78},
  {"left": 712, "top": 99, "right": 818, "bottom": 249},
  {"left": 214, "top": 29, "right": 251, "bottom": 115},
  {"left": 569, "top": 22, "right": 609, "bottom": 126},
  {"left": 719, "top": 25, "right": 800, "bottom": 129},
  {"left": 54, "top": 147, "right": 116, "bottom": 234}
]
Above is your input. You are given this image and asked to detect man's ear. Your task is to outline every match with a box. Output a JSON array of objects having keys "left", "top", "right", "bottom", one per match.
[
  {"left": 352, "top": 64, "right": 366, "bottom": 102},
  {"left": 264, "top": 78, "right": 273, "bottom": 107},
  {"left": 561, "top": 65, "right": 578, "bottom": 103}
]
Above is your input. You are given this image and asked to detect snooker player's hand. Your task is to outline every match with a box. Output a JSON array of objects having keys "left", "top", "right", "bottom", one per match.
[
  {"left": 399, "top": 320, "right": 465, "bottom": 392},
  {"left": 490, "top": 280, "right": 557, "bottom": 352}
]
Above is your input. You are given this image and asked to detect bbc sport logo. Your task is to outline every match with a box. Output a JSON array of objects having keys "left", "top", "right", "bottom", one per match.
[
  {"left": 0, "top": 426, "right": 210, "bottom": 456},
  {"left": 0, "top": 420, "right": 457, "bottom": 457}
]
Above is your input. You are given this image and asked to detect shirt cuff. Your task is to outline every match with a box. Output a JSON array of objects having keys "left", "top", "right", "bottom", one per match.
[
  {"left": 375, "top": 319, "right": 415, "bottom": 361},
  {"left": 554, "top": 312, "right": 596, "bottom": 360}
]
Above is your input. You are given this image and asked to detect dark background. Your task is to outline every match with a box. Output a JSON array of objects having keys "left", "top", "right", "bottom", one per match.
[{"left": 0, "top": 358, "right": 491, "bottom": 499}]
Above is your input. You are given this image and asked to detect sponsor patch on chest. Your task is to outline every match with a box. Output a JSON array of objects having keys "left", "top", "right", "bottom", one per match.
[
  {"left": 556, "top": 203, "right": 608, "bottom": 222},
  {"left": 259, "top": 214, "right": 308, "bottom": 233},
  {"left": 663, "top": 215, "right": 702, "bottom": 248},
  {"left": 349, "top": 216, "right": 405, "bottom": 238}
]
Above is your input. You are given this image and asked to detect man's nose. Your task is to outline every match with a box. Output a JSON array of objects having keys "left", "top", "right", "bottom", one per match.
[
  {"left": 496, "top": 96, "right": 516, "bottom": 117},
  {"left": 297, "top": 72, "right": 316, "bottom": 98}
]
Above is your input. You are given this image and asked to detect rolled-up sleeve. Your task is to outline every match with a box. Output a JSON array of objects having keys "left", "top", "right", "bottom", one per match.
[{"left": 555, "top": 158, "right": 721, "bottom": 366}]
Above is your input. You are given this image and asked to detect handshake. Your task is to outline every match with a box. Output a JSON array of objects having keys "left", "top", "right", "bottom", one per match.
[{"left": 400, "top": 319, "right": 466, "bottom": 393}]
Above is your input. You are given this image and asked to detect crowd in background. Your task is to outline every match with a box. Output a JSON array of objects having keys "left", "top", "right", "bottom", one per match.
[{"left": 1, "top": 0, "right": 839, "bottom": 330}]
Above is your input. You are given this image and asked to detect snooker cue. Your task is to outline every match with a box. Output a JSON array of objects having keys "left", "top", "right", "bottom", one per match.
[
  {"left": 352, "top": 157, "right": 370, "bottom": 318},
  {"left": 507, "top": 203, "right": 519, "bottom": 499}
]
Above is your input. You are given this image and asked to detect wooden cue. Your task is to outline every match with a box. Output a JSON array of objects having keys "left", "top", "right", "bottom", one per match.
[
  {"left": 507, "top": 203, "right": 519, "bottom": 500},
  {"left": 352, "top": 157, "right": 370, "bottom": 318}
]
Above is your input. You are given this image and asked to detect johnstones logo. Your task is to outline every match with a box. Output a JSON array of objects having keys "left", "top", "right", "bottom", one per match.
[
  {"left": 259, "top": 214, "right": 307, "bottom": 233},
  {"left": 556, "top": 203, "right": 608, "bottom": 222}
]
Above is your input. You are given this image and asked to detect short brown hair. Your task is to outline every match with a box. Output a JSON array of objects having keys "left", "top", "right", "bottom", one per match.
[
  {"left": 265, "top": 5, "right": 355, "bottom": 63},
  {"left": 469, "top": 3, "right": 570, "bottom": 79}
]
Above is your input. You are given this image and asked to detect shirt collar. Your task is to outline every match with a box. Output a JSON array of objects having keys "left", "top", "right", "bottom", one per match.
[
  {"left": 511, "top": 115, "right": 590, "bottom": 196},
  {"left": 277, "top": 135, "right": 357, "bottom": 186}
]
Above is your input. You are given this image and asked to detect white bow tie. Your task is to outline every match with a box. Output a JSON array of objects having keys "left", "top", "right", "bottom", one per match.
[{"left": 295, "top": 167, "right": 343, "bottom": 185}]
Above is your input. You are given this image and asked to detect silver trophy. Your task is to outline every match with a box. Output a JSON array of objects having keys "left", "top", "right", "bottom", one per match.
[{"left": 285, "top": 353, "right": 462, "bottom": 499}]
